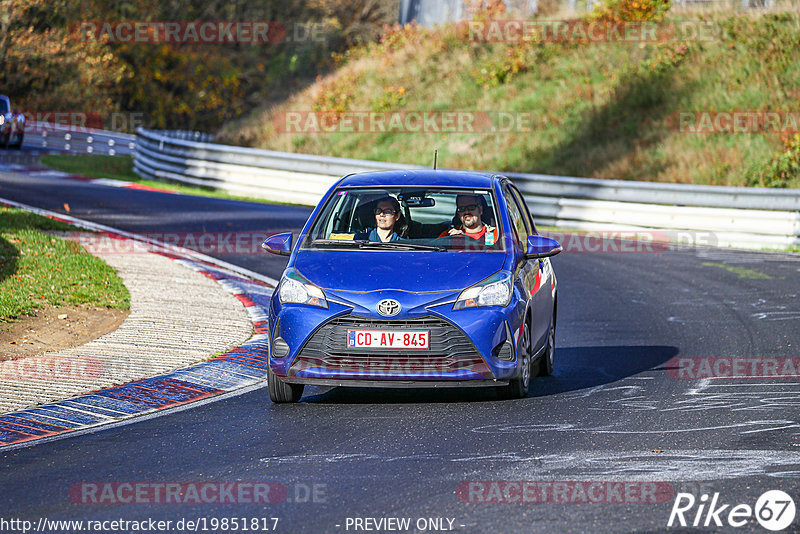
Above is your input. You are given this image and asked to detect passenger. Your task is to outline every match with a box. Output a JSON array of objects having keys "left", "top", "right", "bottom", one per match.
[
  {"left": 357, "top": 196, "right": 407, "bottom": 242},
  {"left": 439, "top": 194, "right": 499, "bottom": 245}
]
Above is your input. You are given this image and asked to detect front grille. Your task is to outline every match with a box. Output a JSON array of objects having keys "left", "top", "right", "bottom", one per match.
[{"left": 290, "top": 314, "right": 492, "bottom": 378}]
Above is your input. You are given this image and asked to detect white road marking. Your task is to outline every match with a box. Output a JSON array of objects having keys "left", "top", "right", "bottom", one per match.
[{"left": 259, "top": 450, "right": 800, "bottom": 481}]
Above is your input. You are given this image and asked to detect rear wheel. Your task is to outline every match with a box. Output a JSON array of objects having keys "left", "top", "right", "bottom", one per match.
[
  {"left": 538, "top": 320, "right": 556, "bottom": 377},
  {"left": 267, "top": 367, "right": 304, "bottom": 403},
  {"left": 500, "top": 320, "right": 532, "bottom": 399}
]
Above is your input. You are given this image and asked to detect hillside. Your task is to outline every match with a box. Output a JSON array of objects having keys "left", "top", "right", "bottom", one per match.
[
  {"left": 218, "top": 5, "right": 800, "bottom": 188},
  {"left": 0, "top": 0, "right": 396, "bottom": 131}
]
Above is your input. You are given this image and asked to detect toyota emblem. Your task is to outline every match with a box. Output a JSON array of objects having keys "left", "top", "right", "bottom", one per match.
[{"left": 376, "top": 299, "right": 401, "bottom": 317}]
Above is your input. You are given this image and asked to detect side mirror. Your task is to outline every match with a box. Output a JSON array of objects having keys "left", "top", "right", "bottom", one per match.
[
  {"left": 262, "top": 232, "right": 293, "bottom": 256},
  {"left": 525, "top": 235, "right": 562, "bottom": 259}
]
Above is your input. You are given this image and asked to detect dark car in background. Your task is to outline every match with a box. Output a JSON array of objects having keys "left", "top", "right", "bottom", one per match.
[{"left": 0, "top": 95, "right": 25, "bottom": 149}]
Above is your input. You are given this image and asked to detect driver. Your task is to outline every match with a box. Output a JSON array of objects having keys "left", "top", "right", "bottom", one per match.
[
  {"left": 439, "top": 194, "right": 498, "bottom": 245},
  {"left": 356, "top": 196, "right": 407, "bottom": 242}
]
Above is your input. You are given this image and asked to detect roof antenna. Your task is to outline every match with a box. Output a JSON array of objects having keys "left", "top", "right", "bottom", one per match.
[{"left": 433, "top": 149, "right": 438, "bottom": 170}]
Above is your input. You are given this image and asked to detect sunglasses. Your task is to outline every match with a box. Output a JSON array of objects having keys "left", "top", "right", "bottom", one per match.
[
  {"left": 456, "top": 204, "right": 479, "bottom": 213},
  {"left": 374, "top": 208, "right": 397, "bottom": 215}
]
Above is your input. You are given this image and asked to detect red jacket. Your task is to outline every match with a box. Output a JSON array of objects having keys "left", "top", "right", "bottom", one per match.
[{"left": 438, "top": 224, "right": 499, "bottom": 243}]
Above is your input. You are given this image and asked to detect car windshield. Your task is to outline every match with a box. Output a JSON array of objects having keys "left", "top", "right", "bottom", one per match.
[
  {"left": 0, "top": 99, "right": 9, "bottom": 114},
  {"left": 304, "top": 187, "right": 505, "bottom": 252}
]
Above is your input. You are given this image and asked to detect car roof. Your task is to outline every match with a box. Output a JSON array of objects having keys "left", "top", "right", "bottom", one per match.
[{"left": 337, "top": 169, "right": 499, "bottom": 189}]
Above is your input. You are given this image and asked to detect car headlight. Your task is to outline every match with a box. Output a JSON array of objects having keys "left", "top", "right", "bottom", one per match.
[
  {"left": 278, "top": 269, "right": 327, "bottom": 308},
  {"left": 453, "top": 271, "right": 513, "bottom": 310}
]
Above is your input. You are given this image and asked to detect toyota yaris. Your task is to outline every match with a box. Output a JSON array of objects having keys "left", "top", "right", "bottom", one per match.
[{"left": 262, "top": 170, "right": 561, "bottom": 402}]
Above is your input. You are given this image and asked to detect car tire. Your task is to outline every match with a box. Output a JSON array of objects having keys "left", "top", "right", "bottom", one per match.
[
  {"left": 538, "top": 320, "right": 556, "bottom": 377},
  {"left": 500, "top": 320, "right": 532, "bottom": 399},
  {"left": 267, "top": 366, "right": 304, "bottom": 403},
  {"left": 0, "top": 133, "right": 8, "bottom": 149}
]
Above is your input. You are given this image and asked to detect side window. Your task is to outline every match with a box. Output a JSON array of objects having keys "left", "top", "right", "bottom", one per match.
[
  {"left": 510, "top": 185, "right": 536, "bottom": 235},
  {"left": 502, "top": 187, "right": 527, "bottom": 250}
]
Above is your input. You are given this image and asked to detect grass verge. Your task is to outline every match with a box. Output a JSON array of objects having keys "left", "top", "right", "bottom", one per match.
[
  {"left": 0, "top": 207, "right": 130, "bottom": 322},
  {"left": 40, "top": 154, "right": 296, "bottom": 206},
  {"left": 40, "top": 154, "right": 140, "bottom": 183}
]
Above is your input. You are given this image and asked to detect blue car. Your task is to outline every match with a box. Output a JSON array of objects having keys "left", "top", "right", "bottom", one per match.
[{"left": 262, "top": 170, "right": 561, "bottom": 402}]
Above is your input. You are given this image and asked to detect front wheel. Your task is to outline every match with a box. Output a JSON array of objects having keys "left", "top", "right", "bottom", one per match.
[
  {"left": 538, "top": 321, "right": 556, "bottom": 377},
  {"left": 267, "top": 367, "right": 304, "bottom": 403},
  {"left": 500, "top": 320, "right": 532, "bottom": 399}
]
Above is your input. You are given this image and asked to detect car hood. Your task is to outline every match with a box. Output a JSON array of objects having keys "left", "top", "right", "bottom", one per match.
[{"left": 294, "top": 250, "right": 506, "bottom": 294}]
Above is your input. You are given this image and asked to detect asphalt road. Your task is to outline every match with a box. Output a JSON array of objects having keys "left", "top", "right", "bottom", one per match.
[{"left": 1, "top": 161, "right": 799, "bottom": 533}]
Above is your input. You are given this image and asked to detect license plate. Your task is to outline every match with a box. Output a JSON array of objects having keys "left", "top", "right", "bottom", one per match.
[{"left": 347, "top": 330, "right": 429, "bottom": 349}]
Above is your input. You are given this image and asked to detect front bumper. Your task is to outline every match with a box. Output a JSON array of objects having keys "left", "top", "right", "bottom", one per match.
[
  {"left": 269, "top": 301, "right": 525, "bottom": 383},
  {"left": 288, "top": 314, "right": 493, "bottom": 381},
  {"left": 278, "top": 377, "right": 509, "bottom": 388},
  {"left": 1, "top": 119, "right": 24, "bottom": 135}
]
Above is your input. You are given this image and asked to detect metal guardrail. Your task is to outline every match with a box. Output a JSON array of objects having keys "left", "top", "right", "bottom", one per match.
[
  {"left": 134, "top": 128, "right": 800, "bottom": 250},
  {"left": 23, "top": 121, "right": 137, "bottom": 155}
]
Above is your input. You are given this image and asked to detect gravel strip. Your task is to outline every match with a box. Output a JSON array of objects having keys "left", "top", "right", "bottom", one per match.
[{"left": 0, "top": 248, "right": 254, "bottom": 413}]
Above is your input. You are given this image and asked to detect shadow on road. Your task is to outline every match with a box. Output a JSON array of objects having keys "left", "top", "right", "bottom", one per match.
[
  {"left": 293, "top": 344, "right": 679, "bottom": 404},
  {"left": 528, "top": 344, "right": 679, "bottom": 397}
]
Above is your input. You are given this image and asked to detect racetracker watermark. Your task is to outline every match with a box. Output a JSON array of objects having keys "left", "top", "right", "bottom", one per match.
[
  {"left": 541, "top": 230, "right": 719, "bottom": 253},
  {"left": 0, "top": 356, "right": 103, "bottom": 381},
  {"left": 67, "top": 230, "right": 720, "bottom": 256},
  {"left": 67, "top": 231, "right": 273, "bottom": 255},
  {"left": 0, "top": 356, "right": 176, "bottom": 382},
  {"left": 463, "top": 20, "right": 720, "bottom": 43},
  {"left": 542, "top": 230, "right": 669, "bottom": 253},
  {"left": 74, "top": 21, "right": 286, "bottom": 44},
  {"left": 674, "top": 111, "right": 800, "bottom": 134},
  {"left": 667, "top": 489, "right": 796, "bottom": 530},
  {"left": 69, "top": 482, "right": 326, "bottom": 504},
  {"left": 0, "top": 518, "right": 279, "bottom": 534},
  {"left": 666, "top": 357, "right": 800, "bottom": 380},
  {"left": 274, "top": 111, "right": 536, "bottom": 134},
  {"left": 286, "top": 355, "right": 491, "bottom": 377},
  {"left": 457, "top": 481, "right": 674, "bottom": 503},
  {"left": 24, "top": 112, "right": 146, "bottom": 133}
]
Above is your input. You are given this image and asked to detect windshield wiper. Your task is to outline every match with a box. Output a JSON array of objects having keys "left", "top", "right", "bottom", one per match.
[
  {"left": 310, "top": 239, "right": 366, "bottom": 247},
  {"left": 311, "top": 239, "right": 445, "bottom": 251},
  {"left": 356, "top": 242, "right": 446, "bottom": 252}
]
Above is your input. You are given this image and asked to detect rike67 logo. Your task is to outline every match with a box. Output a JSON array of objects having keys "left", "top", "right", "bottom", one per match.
[{"left": 668, "top": 490, "right": 796, "bottom": 531}]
